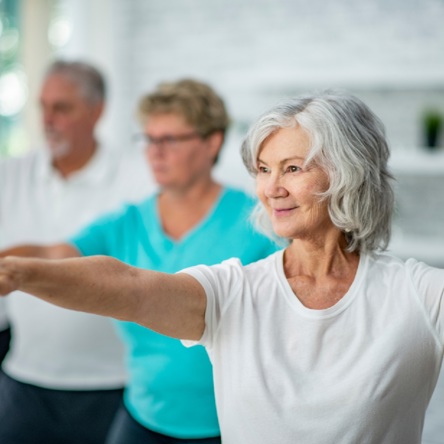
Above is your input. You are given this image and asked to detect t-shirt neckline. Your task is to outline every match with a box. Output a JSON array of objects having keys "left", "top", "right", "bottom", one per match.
[
  {"left": 274, "top": 248, "right": 368, "bottom": 319},
  {"left": 152, "top": 186, "right": 228, "bottom": 245}
]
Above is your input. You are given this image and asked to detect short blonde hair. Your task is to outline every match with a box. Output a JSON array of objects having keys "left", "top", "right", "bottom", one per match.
[{"left": 138, "top": 79, "right": 229, "bottom": 138}]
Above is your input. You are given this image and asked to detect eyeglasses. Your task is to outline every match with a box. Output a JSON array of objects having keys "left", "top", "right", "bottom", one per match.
[{"left": 134, "top": 132, "right": 202, "bottom": 150}]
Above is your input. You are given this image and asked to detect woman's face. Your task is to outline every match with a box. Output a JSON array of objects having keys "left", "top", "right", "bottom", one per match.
[
  {"left": 256, "top": 125, "right": 333, "bottom": 241},
  {"left": 142, "top": 113, "right": 219, "bottom": 190}
]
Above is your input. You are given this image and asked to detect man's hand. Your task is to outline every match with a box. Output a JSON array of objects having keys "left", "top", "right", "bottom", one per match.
[{"left": 0, "top": 257, "right": 22, "bottom": 296}]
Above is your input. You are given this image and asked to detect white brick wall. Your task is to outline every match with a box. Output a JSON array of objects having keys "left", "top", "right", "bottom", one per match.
[
  {"left": 97, "top": 0, "right": 444, "bottom": 149},
  {"left": 59, "top": 0, "right": 444, "bottom": 263}
]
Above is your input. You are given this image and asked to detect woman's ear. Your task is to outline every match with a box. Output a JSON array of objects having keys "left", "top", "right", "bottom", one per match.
[{"left": 206, "top": 131, "right": 224, "bottom": 164}]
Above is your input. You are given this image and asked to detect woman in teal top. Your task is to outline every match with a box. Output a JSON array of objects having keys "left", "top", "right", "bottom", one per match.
[
  {"left": 70, "top": 187, "right": 276, "bottom": 442},
  {"left": 5, "top": 79, "right": 278, "bottom": 444}
]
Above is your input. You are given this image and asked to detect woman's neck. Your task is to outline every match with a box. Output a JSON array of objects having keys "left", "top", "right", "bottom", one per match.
[
  {"left": 283, "top": 234, "right": 360, "bottom": 309},
  {"left": 157, "top": 180, "right": 222, "bottom": 240}
]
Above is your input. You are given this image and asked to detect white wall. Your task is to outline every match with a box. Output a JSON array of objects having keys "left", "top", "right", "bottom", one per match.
[
  {"left": 57, "top": 0, "right": 444, "bottom": 150},
  {"left": 54, "top": 0, "right": 444, "bottom": 262}
]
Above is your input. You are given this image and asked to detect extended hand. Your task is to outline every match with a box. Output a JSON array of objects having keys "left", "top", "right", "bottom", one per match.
[{"left": 0, "top": 257, "right": 21, "bottom": 296}]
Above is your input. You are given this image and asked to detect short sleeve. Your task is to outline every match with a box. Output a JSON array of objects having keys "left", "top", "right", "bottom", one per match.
[
  {"left": 180, "top": 258, "right": 244, "bottom": 348},
  {"left": 406, "top": 258, "right": 444, "bottom": 343}
]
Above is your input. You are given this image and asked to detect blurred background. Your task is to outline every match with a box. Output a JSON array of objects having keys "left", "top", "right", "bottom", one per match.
[{"left": 0, "top": 0, "right": 443, "bottom": 265}]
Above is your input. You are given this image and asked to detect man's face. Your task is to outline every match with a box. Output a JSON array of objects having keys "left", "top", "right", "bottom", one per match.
[{"left": 39, "top": 74, "right": 101, "bottom": 158}]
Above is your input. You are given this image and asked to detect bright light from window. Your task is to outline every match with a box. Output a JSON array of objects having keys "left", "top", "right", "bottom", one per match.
[
  {"left": 0, "top": 28, "right": 19, "bottom": 56},
  {"left": 48, "top": 17, "right": 72, "bottom": 48},
  {"left": 0, "top": 69, "right": 28, "bottom": 116}
]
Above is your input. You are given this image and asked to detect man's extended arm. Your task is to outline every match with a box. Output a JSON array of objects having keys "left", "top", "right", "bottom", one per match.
[{"left": 0, "top": 243, "right": 80, "bottom": 260}]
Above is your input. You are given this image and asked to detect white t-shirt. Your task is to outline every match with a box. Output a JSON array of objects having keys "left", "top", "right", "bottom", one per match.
[
  {"left": 0, "top": 146, "right": 155, "bottom": 389},
  {"left": 183, "top": 250, "right": 444, "bottom": 444}
]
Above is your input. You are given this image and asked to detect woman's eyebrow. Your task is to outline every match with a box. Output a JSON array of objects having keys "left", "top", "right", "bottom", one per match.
[{"left": 257, "top": 155, "right": 305, "bottom": 165}]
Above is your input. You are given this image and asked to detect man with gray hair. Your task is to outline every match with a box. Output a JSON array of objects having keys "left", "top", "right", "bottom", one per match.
[{"left": 0, "top": 60, "right": 153, "bottom": 443}]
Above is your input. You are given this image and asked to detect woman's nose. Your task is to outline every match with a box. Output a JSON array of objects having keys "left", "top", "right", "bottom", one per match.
[{"left": 265, "top": 174, "right": 288, "bottom": 198}]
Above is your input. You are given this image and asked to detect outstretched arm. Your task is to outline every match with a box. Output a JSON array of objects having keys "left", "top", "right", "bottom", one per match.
[
  {"left": 0, "top": 255, "right": 206, "bottom": 340},
  {"left": 0, "top": 243, "right": 80, "bottom": 259}
]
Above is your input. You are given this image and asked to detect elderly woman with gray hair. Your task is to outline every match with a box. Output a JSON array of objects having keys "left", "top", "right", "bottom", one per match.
[{"left": 1, "top": 91, "right": 443, "bottom": 444}]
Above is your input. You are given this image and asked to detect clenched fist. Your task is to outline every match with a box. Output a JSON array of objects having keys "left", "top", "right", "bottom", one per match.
[{"left": 0, "top": 257, "right": 22, "bottom": 296}]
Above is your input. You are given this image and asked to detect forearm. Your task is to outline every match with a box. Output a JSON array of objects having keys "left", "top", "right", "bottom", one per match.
[
  {"left": 0, "top": 255, "right": 142, "bottom": 319},
  {"left": 0, "top": 255, "right": 206, "bottom": 340},
  {"left": 0, "top": 245, "right": 48, "bottom": 258},
  {"left": 0, "top": 243, "right": 79, "bottom": 259}
]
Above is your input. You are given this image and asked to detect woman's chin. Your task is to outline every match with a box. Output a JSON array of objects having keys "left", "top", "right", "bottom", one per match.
[{"left": 271, "top": 222, "right": 295, "bottom": 240}]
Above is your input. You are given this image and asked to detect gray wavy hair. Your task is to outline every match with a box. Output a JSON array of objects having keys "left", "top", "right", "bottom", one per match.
[{"left": 241, "top": 91, "right": 395, "bottom": 253}]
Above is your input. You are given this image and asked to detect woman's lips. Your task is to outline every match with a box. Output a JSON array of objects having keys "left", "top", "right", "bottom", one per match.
[{"left": 272, "top": 206, "right": 297, "bottom": 217}]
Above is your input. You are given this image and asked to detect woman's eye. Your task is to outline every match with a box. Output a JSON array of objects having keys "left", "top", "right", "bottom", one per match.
[
  {"left": 258, "top": 166, "right": 269, "bottom": 173},
  {"left": 287, "top": 165, "right": 300, "bottom": 173}
]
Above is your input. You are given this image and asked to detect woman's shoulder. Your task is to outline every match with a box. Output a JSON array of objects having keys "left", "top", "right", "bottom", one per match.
[
  {"left": 186, "top": 249, "right": 281, "bottom": 279},
  {"left": 220, "top": 185, "right": 257, "bottom": 207},
  {"left": 91, "top": 194, "right": 156, "bottom": 227},
  {"left": 215, "top": 249, "right": 283, "bottom": 284},
  {"left": 243, "top": 248, "right": 283, "bottom": 269},
  {"left": 366, "top": 251, "right": 444, "bottom": 292}
]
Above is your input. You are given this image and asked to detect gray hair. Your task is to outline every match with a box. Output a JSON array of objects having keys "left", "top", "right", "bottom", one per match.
[
  {"left": 241, "top": 91, "right": 395, "bottom": 253},
  {"left": 44, "top": 60, "right": 106, "bottom": 104}
]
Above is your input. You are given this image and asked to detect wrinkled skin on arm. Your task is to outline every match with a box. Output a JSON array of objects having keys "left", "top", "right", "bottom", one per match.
[{"left": 0, "top": 255, "right": 206, "bottom": 341}]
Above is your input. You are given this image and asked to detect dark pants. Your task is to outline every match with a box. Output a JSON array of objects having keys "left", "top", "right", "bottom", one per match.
[
  {"left": 106, "top": 405, "right": 221, "bottom": 444},
  {"left": 0, "top": 371, "right": 123, "bottom": 444},
  {"left": 0, "top": 327, "right": 11, "bottom": 364}
]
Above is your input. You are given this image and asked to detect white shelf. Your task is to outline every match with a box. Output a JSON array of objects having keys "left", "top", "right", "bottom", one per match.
[
  {"left": 388, "top": 230, "right": 444, "bottom": 267},
  {"left": 390, "top": 150, "right": 444, "bottom": 174}
]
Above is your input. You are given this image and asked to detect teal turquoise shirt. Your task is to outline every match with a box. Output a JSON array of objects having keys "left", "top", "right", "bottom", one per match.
[{"left": 70, "top": 187, "right": 279, "bottom": 439}]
